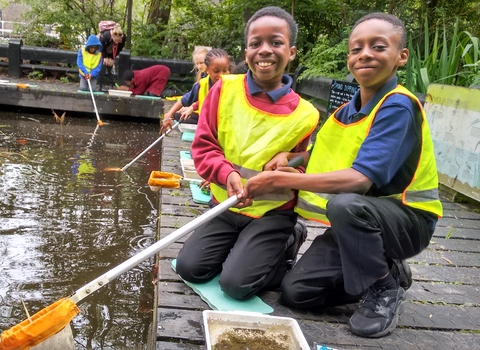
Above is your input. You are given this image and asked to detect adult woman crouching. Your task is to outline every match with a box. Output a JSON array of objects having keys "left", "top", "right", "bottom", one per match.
[{"left": 98, "top": 24, "right": 126, "bottom": 91}]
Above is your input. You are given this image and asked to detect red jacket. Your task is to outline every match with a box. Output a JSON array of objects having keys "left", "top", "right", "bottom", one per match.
[
  {"left": 130, "top": 65, "right": 170, "bottom": 96},
  {"left": 191, "top": 75, "right": 312, "bottom": 209}
]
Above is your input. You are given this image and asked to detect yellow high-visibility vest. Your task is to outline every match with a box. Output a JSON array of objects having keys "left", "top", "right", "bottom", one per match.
[
  {"left": 79, "top": 49, "right": 101, "bottom": 76},
  {"left": 196, "top": 75, "right": 210, "bottom": 114},
  {"left": 295, "top": 85, "right": 443, "bottom": 224},
  {"left": 210, "top": 75, "right": 319, "bottom": 217}
]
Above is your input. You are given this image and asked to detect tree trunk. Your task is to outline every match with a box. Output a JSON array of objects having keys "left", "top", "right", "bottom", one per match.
[{"left": 147, "top": 0, "right": 172, "bottom": 26}]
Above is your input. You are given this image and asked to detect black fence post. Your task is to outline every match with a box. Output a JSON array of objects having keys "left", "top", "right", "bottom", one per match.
[
  {"left": 8, "top": 39, "right": 22, "bottom": 78},
  {"left": 118, "top": 50, "right": 131, "bottom": 85},
  {"left": 291, "top": 66, "right": 306, "bottom": 92}
]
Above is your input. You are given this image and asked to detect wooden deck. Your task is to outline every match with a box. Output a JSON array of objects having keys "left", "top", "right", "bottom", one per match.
[
  {"left": 0, "top": 77, "right": 164, "bottom": 120},
  {"left": 155, "top": 130, "right": 480, "bottom": 349}
]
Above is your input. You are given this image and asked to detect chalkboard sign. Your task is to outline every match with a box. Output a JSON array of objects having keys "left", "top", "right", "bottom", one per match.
[{"left": 327, "top": 80, "right": 359, "bottom": 114}]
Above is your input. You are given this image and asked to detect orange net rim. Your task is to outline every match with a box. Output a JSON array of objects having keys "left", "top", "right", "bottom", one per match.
[
  {"left": 0, "top": 298, "right": 79, "bottom": 350},
  {"left": 148, "top": 171, "right": 183, "bottom": 189}
]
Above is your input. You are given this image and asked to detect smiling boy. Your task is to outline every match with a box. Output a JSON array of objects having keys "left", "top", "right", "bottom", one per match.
[
  {"left": 242, "top": 13, "right": 443, "bottom": 338},
  {"left": 175, "top": 6, "right": 319, "bottom": 300}
]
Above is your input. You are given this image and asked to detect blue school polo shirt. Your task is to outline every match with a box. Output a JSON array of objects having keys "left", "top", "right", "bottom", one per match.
[{"left": 246, "top": 70, "right": 293, "bottom": 102}]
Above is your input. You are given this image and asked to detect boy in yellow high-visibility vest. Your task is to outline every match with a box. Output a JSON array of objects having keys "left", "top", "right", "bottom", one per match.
[
  {"left": 243, "top": 12, "right": 442, "bottom": 338},
  {"left": 174, "top": 6, "right": 319, "bottom": 300},
  {"left": 77, "top": 34, "right": 103, "bottom": 91}
]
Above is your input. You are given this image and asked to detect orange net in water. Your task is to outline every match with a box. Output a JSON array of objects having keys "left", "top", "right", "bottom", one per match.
[
  {"left": 0, "top": 298, "right": 79, "bottom": 350},
  {"left": 148, "top": 171, "right": 182, "bottom": 191}
]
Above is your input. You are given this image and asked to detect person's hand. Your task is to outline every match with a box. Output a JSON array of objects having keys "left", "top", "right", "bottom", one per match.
[
  {"left": 264, "top": 152, "right": 290, "bottom": 171},
  {"left": 85, "top": 73, "right": 91, "bottom": 80},
  {"left": 159, "top": 117, "right": 174, "bottom": 134},
  {"left": 226, "top": 172, "right": 253, "bottom": 208},
  {"left": 117, "top": 85, "right": 129, "bottom": 91},
  {"left": 199, "top": 179, "right": 211, "bottom": 195},
  {"left": 199, "top": 179, "right": 210, "bottom": 191},
  {"left": 103, "top": 58, "right": 114, "bottom": 67},
  {"left": 243, "top": 172, "right": 277, "bottom": 200},
  {"left": 178, "top": 106, "right": 194, "bottom": 121}
]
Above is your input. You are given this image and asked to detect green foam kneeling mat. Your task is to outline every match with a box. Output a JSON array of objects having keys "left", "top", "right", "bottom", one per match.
[
  {"left": 171, "top": 259, "right": 273, "bottom": 314},
  {"left": 181, "top": 131, "right": 195, "bottom": 142}
]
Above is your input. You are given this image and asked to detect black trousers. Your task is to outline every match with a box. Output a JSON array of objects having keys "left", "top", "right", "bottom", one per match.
[
  {"left": 174, "top": 112, "right": 198, "bottom": 125},
  {"left": 281, "top": 193, "right": 433, "bottom": 309},
  {"left": 98, "top": 64, "right": 114, "bottom": 88},
  {"left": 176, "top": 209, "right": 297, "bottom": 300}
]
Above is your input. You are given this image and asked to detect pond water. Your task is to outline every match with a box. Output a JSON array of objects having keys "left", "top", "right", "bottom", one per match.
[{"left": 0, "top": 111, "right": 162, "bottom": 349}]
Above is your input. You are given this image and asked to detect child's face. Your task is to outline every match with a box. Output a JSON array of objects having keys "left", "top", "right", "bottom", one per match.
[
  {"left": 347, "top": 19, "right": 408, "bottom": 92},
  {"left": 88, "top": 46, "right": 99, "bottom": 54},
  {"left": 194, "top": 53, "right": 207, "bottom": 73},
  {"left": 245, "top": 16, "right": 296, "bottom": 91},
  {"left": 206, "top": 57, "right": 230, "bottom": 84}
]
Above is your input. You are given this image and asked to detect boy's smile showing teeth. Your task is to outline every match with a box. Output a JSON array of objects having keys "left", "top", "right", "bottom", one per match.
[{"left": 258, "top": 62, "right": 274, "bottom": 67}]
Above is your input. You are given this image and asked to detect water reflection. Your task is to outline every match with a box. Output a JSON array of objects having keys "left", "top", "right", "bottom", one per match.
[{"left": 0, "top": 112, "right": 160, "bottom": 349}]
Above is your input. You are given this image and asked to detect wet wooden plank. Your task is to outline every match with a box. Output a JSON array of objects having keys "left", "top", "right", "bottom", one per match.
[
  {"left": 157, "top": 308, "right": 204, "bottom": 342},
  {"left": 0, "top": 82, "right": 164, "bottom": 120}
]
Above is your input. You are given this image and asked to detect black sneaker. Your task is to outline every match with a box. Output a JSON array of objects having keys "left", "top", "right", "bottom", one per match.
[
  {"left": 391, "top": 259, "right": 412, "bottom": 290},
  {"left": 349, "top": 285, "right": 405, "bottom": 338},
  {"left": 285, "top": 220, "right": 308, "bottom": 270}
]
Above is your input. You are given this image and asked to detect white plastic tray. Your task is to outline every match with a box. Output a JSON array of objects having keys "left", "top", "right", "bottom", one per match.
[
  {"left": 108, "top": 89, "right": 132, "bottom": 97},
  {"left": 203, "top": 310, "right": 310, "bottom": 350},
  {"left": 178, "top": 124, "right": 197, "bottom": 133},
  {"left": 180, "top": 158, "right": 202, "bottom": 182}
]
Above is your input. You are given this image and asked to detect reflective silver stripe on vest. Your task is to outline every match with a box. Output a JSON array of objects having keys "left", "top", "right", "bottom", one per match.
[
  {"left": 315, "top": 193, "right": 335, "bottom": 201},
  {"left": 233, "top": 164, "right": 260, "bottom": 179},
  {"left": 297, "top": 197, "right": 327, "bottom": 215},
  {"left": 233, "top": 164, "right": 294, "bottom": 202},
  {"left": 386, "top": 188, "right": 440, "bottom": 202}
]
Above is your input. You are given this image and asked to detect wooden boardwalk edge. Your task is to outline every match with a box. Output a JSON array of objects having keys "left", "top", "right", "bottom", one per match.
[{"left": 155, "top": 130, "right": 480, "bottom": 349}]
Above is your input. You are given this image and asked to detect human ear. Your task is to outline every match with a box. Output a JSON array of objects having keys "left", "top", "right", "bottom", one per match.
[
  {"left": 398, "top": 48, "right": 409, "bottom": 67},
  {"left": 289, "top": 46, "right": 297, "bottom": 61}
]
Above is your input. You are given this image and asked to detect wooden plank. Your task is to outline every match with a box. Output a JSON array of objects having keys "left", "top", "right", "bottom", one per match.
[
  {"left": 436, "top": 217, "right": 480, "bottom": 229},
  {"left": 428, "top": 237, "right": 480, "bottom": 253},
  {"left": 157, "top": 308, "right": 204, "bottom": 342},
  {"left": 158, "top": 292, "right": 209, "bottom": 310},
  {"left": 0, "top": 85, "right": 164, "bottom": 120},
  {"left": 442, "top": 209, "right": 480, "bottom": 221},
  {"left": 156, "top": 342, "right": 203, "bottom": 349},
  {"left": 432, "top": 226, "right": 480, "bottom": 240},
  {"left": 407, "top": 282, "right": 480, "bottom": 305},
  {"left": 411, "top": 249, "right": 480, "bottom": 267},
  {"left": 409, "top": 264, "right": 480, "bottom": 285}
]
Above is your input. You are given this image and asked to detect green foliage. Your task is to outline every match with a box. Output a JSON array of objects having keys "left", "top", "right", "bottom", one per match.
[
  {"left": 405, "top": 18, "right": 480, "bottom": 93},
  {"left": 298, "top": 34, "right": 349, "bottom": 80},
  {"left": 11, "top": 0, "right": 480, "bottom": 86},
  {"left": 20, "top": 0, "right": 126, "bottom": 49},
  {"left": 27, "top": 70, "right": 44, "bottom": 80},
  {"left": 60, "top": 76, "right": 70, "bottom": 83}
]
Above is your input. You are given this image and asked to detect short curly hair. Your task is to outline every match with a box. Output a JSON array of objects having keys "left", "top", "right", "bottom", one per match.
[
  {"left": 244, "top": 6, "right": 298, "bottom": 47},
  {"left": 352, "top": 12, "right": 407, "bottom": 49}
]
